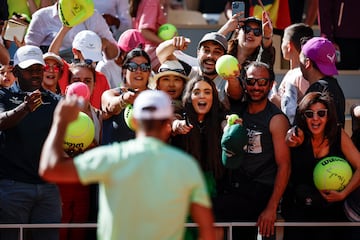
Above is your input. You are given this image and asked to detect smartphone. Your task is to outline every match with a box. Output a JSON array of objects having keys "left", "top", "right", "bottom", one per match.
[
  {"left": 232, "top": 1, "right": 245, "bottom": 19},
  {"left": 183, "top": 112, "right": 190, "bottom": 126}
]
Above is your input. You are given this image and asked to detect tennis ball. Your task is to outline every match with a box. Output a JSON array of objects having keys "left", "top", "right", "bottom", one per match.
[
  {"left": 313, "top": 156, "right": 353, "bottom": 191},
  {"left": 65, "top": 82, "right": 90, "bottom": 101},
  {"left": 124, "top": 104, "right": 135, "bottom": 131},
  {"left": 227, "top": 114, "right": 240, "bottom": 126},
  {"left": 158, "top": 23, "right": 177, "bottom": 40},
  {"left": 215, "top": 55, "right": 239, "bottom": 78},
  {"left": 64, "top": 112, "right": 95, "bottom": 152}
]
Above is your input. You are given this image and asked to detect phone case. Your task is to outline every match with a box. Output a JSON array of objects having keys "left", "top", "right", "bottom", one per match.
[{"left": 232, "top": 1, "right": 245, "bottom": 18}]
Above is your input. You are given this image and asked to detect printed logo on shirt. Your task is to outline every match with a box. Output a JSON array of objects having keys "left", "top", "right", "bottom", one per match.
[
  {"left": 9, "top": 97, "right": 23, "bottom": 105},
  {"left": 244, "top": 129, "right": 262, "bottom": 154}
]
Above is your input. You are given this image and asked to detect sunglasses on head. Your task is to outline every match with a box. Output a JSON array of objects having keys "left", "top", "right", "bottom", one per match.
[
  {"left": 243, "top": 25, "right": 262, "bottom": 37},
  {"left": 159, "top": 67, "right": 186, "bottom": 75},
  {"left": 44, "top": 64, "right": 61, "bottom": 73},
  {"left": 245, "top": 77, "right": 269, "bottom": 86},
  {"left": 72, "top": 59, "right": 94, "bottom": 65},
  {"left": 124, "top": 62, "right": 151, "bottom": 72},
  {"left": 304, "top": 109, "right": 328, "bottom": 119}
]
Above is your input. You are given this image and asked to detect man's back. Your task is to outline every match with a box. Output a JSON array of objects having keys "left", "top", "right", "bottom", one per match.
[{"left": 74, "top": 137, "right": 210, "bottom": 240}]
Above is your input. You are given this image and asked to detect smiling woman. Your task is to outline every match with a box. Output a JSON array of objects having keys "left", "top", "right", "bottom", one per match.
[{"left": 282, "top": 91, "right": 360, "bottom": 240}]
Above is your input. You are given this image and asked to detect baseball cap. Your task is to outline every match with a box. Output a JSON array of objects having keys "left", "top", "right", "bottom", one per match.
[
  {"left": 43, "top": 52, "right": 64, "bottom": 66},
  {"left": 302, "top": 37, "right": 338, "bottom": 76},
  {"left": 13, "top": 45, "right": 45, "bottom": 69},
  {"left": 198, "top": 32, "right": 228, "bottom": 52},
  {"left": 72, "top": 30, "right": 103, "bottom": 62},
  {"left": 117, "top": 29, "right": 145, "bottom": 52},
  {"left": 150, "top": 60, "right": 189, "bottom": 88},
  {"left": 244, "top": 17, "right": 262, "bottom": 26},
  {"left": 221, "top": 124, "right": 248, "bottom": 168},
  {"left": 133, "top": 90, "right": 173, "bottom": 120}
]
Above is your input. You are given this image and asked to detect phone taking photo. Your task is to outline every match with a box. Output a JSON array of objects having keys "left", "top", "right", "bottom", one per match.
[{"left": 232, "top": 1, "right": 245, "bottom": 19}]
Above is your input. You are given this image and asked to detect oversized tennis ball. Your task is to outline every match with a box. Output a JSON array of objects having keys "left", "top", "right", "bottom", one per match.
[
  {"left": 313, "top": 156, "right": 353, "bottom": 191},
  {"left": 227, "top": 114, "right": 240, "bottom": 126},
  {"left": 64, "top": 112, "right": 95, "bottom": 152},
  {"left": 215, "top": 55, "right": 239, "bottom": 78},
  {"left": 124, "top": 104, "right": 135, "bottom": 131},
  {"left": 65, "top": 82, "right": 90, "bottom": 101},
  {"left": 58, "top": 0, "right": 94, "bottom": 27},
  {"left": 158, "top": 23, "right": 177, "bottom": 40}
]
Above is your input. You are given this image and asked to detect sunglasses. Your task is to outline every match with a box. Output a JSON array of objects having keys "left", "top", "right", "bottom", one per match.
[
  {"left": 44, "top": 64, "right": 61, "bottom": 73},
  {"left": 72, "top": 59, "right": 94, "bottom": 65},
  {"left": 125, "top": 62, "right": 151, "bottom": 72},
  {"left": 304, "top": 109, "right": 328, "bottom": 119},
  {"left": 245, "top": 77, "right": 269, "bottom": 86},
  {"left": 243, "top": 25, "right": 262, "bottom": 37}
]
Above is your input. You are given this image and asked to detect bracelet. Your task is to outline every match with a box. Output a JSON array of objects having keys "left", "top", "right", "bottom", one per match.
[{"left": 119, "top": 94, "right": 127, "bottom": 109}]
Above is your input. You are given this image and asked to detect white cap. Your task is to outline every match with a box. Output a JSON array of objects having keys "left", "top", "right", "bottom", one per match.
[
  {"left": 133, "top": 90, "right": 173, "bottom": 120},
  {"left": 13, "top": 45, "right": 45, "bottom": 69},
  {"left": 72, "top": 30, "right": 102, "bottom": 62}
]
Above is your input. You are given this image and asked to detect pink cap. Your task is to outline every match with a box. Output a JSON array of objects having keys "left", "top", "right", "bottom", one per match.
[
  {"left": 302, "top": 37, "right": 338, "bottom": 76},
  {"left": 117, "top": 29, "right": 145, "bottom": 53}
]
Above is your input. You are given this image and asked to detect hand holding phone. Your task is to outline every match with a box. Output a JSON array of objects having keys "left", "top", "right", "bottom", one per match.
[
  {"left": 183, "top": 112, "right": 190, "bottom": 126},
  {"left": 232, "top": 1, "right": 245, "bottom": 19}
]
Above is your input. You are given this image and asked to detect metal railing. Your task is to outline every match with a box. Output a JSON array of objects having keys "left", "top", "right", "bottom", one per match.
[{"left": 1, "top": 222, "right": 360, "bottom": 240}]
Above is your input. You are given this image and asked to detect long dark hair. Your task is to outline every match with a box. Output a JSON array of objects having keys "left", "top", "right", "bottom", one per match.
[
  {"left": 129, "top": 0, "right": 141, "bottom": 18},
  {"left": 296, "top": 91, "right": 338, "bottom": 146},
  {"left": 181, "top": 76, "right": 226, "bottom": 179}
]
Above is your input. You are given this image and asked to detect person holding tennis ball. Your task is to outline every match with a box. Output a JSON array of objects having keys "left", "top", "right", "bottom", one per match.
[{"left": 283, "top": 91, "right": 360, "bottom": 240}]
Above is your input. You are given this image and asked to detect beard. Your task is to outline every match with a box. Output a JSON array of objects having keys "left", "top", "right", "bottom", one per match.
[{"left": 246, "top": 89, "right": 270, "bottom": 103}]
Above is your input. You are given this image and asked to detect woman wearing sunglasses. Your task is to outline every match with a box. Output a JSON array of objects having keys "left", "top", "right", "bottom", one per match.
[
  {"left": 218, "top": 12, "right": 275, "bottom": 73},
  {"left": 283, "top": 91, "right": 360, "bottom": 240},
  {"left": 42, "top": 52, "right": 63, "bottom": 94},
  {"left": 101, "top": 48, "right": 152, "bottom": 144}
]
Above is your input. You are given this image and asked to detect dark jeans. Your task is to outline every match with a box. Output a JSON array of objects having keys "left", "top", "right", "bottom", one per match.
[
  {"left": 213, "top": 180, "right": 275, "bottom": 240},
  {"left": 0, "top": 179, "right": 61, "bottom": 240}
]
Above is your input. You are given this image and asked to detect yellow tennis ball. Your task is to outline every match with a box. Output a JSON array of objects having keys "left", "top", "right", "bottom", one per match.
[
  {"left": 64, "top": 112, "right": 95, "bottom": 152},
  {"left": 227, "top": 114, "right": 240, "bottom": 126},
  {"left": 215, "top": 55, "right": 239, "bottom": 78},
  {"left": 124, "top": 104, "right": 135, "bottom": 131},
  {"left": 313, "top": 156, "right": 353, "bottom": 191},
  {"left": 158, "top": 23, "right": 178, "bottom": 40}
]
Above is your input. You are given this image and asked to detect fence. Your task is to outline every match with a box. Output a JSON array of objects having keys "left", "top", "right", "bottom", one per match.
[{"left": 1, "top": 222, "right": 360, "bottom": 240}]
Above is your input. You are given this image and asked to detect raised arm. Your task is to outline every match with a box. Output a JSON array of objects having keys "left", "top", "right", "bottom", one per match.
[
  {"left": 156, "top": 36, "right": 190, "bottom": 64},
  {"left": 48, "top": 26, "right": 72, "bottom": 55}
]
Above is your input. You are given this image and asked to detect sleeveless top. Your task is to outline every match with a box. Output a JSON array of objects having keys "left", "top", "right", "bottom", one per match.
[{"left": 231, "top": 100, "right": 287, "bottom": 186}]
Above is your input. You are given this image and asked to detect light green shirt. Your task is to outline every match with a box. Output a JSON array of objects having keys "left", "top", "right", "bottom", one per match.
[
  {"left": 75, "top": 137, "right": 210, "bottom": 240},
  {"left": 7, "top": 0, "right": 41, "bottom": 18}
]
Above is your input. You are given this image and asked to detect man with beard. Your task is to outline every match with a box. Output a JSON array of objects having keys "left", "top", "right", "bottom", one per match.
[
  {"left": 156, "top": 32, "right": 243, "bottom": 110},
  {"left": 0, "top": 45, "right": 61, "bottom": 240},
  {"left": 217, "top": 61, "right": 291, "bottom": 240}
]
